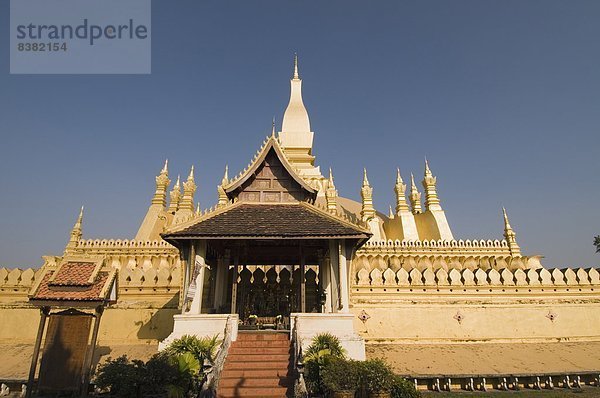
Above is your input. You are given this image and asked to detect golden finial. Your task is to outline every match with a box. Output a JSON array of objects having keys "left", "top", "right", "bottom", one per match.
[
  {"left": 409, "top": 173, "right": 422, "bottom": 214},
  {"left": 75, "top": 206, "right": 84, "bottom": 230},
  {"left": 502, "top": 207, "right": 512, "bottom": 230},
  {"left": 222, "top": 165, "right": 229, "bottom": 185},
  {"left": 502, "top": 207, "right": 520, "bottom": 255},
  {"left": 424, "top": 157, "right": 433, "bottom": 177},
  {"left": 187, "top": 165, "right": 194, "bottom": 181},
  {"left": 161, "top": 159, "right": 168, "bottom": 174},
  {"left": 363, "top": 168, "right": 370, "bottom": 187},
  {"left": 293, "top": 53, "right": 299, "bottom": 79},
  {"left": 396, "top": 168, "right": 403, "bottom": 184},
  {"left": 271, "top": 117, "right": 276, "bottom": 138},
  {"left": 66, "top": 206, "right": 84, "bottom": 251}
]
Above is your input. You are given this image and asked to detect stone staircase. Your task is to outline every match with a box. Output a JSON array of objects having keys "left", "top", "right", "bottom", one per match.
[{"left": 217, "top": 331, "right": 293, "bottom": 398}]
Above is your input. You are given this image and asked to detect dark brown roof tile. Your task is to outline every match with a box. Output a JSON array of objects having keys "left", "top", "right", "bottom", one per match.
[{"left": 164, "top": 203, "right": 370, "bottom": 238}]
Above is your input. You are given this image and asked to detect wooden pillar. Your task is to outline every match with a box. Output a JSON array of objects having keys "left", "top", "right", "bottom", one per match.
[
  {"left": 26, "top": 306, "right": 49, "bottom": 398},
  {"left": 80, "top": 306, "right": 104, "bottom": 397},
  {"left": 338, "top": 240, "right": 350, "bottom": 313},
  {"left": 213, "top": 251, "right": 228, "bottom": 312},
  {"left": 318, "top": 251, "right": 331, "bottom": 313},
  {"left": 230, "top": 253, "right": 239, "bottom": 314},
  {"left": 300, "top": 246, "right": 306, "bottom": 313}
]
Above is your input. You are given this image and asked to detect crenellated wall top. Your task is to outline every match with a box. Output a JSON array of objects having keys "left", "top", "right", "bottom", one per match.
[
  {"left": 359, "top": 238, "right": 511, "bottom": 256},
  {"left": 354, "top": 265, "right": 600, "bottom": 289},
  {"left": 69, "top": 238, "right": 179, "bottom": 256}
]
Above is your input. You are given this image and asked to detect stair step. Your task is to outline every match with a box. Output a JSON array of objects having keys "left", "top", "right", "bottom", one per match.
[
  {"left": 226, "top": 354, "right": 290, "bottom": 362},
  {"left": 218, "top": 332, "right": 293, "bottom": 397},
  {"left": 217, "top": 386, "right": 289, "bottom": 397},
  {"left": 221, "top": 368, "right": 290, "bottom": 379},
  {"left": 219, "top": 376, "right": 293, "bottom": 388},
  {"left": 229, "top": 346, "right": 291, "bottom": 355},
  {"left": 223, "top": 360, "right": 291, "bottom": 370},
  {"left": 236, "top": 332, "right": 289, "bottom": 341},
  {"left": 234, "top": 339, "right": 290, "bottom": 348}
]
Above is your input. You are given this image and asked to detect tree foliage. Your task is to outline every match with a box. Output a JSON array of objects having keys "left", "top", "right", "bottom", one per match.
[{"left": 594, "top": 235, "right": 600, "bottom": 253}]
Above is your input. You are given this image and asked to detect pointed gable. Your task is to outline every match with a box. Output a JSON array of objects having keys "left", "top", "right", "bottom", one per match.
[{"left": 223, "top": 137, "right": 317, "bottom": 203}]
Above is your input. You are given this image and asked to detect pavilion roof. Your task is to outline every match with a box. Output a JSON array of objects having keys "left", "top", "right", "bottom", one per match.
[
  {"left": 162, "top": 201, "right": 371, "bottom": 240},
  {"left": 29, "top": 259, "right": 116, "bottom": 304}
]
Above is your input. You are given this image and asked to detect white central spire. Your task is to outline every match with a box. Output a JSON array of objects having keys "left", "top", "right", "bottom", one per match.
[
  {"left": 280, "top": 54, "right": 313, "bottom": 151},
  {"left": 278, "top": 54, "right": 324, "bottom": 192}
]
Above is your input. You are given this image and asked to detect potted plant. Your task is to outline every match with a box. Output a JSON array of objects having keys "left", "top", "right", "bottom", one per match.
[
  {"left": 322, "top": 358, "right": 359, "bottom": 398},
  {"left": 359, "top": 359, "right": 394, "bottom": 398}
]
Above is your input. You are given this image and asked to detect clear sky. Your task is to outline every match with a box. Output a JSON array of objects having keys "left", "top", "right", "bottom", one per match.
[{"left": 1, "top": 0, "right": 599, "bottom": 269}]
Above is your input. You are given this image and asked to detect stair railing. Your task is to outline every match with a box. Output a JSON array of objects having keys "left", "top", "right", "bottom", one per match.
[
  {"left": 292, "top": 315, "right": 308, "bottom": 398},
  {"left": 204, "top": 315, "right": 236, "bottom": 395}
]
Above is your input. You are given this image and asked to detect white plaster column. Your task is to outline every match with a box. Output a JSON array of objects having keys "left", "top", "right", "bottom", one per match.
[
  {"left": 189, "top": 240, "right": 207, "bottom": 314},
  {"left": 338, "top": 239, "right": 350, "bottom": 313},
  {"left": 181, "top": 242, "right": 194, "bottom": 314}
]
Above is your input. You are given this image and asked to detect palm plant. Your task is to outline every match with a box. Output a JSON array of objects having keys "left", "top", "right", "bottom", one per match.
[
  {"left": 163, "top": 335, "right": 221, "bottom": 398},
  {"left": 304, "top": 332, "right": 346, "bottom": 361},
  {"left": 164, "top": 334, "right": 220, "bottom": 363}
]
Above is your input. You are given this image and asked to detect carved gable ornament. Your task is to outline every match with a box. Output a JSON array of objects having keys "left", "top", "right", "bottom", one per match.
[{"left": 222, "top": 138, "right": 317, "bottom": 204}]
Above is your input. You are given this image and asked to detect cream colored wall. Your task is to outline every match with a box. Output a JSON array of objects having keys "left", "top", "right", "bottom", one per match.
[
  {"left": 351, "top": 301, "right": 600, "bottom": 344},
  {"left": 0, "top": 306, "right": 40, "bottom": 344},
  {"left": 97, "top": 306, "right": 179, "bottom": 345},
  {"left": 350, "top": 263, "right": 600, "bottom": 344}
]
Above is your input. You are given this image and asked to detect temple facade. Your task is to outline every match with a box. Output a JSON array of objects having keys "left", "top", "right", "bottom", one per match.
[{"left": 1, "top": 57, "right": 600, "bottom": 384}]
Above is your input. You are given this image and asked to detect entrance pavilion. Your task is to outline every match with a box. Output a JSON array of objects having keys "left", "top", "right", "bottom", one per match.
[{"left": 160, "top": 137, "right": 370, "bottom": 358}]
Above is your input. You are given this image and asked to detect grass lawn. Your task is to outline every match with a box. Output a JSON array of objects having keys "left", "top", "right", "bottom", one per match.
[{"left": 421, "top": 388, "right": 600, "bottom": 397}]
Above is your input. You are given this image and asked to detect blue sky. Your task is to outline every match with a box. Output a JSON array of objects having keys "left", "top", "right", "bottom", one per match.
[{"left": 1, "top": 0, "right": 599, "bottom": 268}]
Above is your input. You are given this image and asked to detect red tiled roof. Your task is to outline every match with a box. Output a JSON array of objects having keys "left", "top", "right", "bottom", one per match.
[
  {"left": 50, "top": 261, "right": 96, "bottom": 286},
  {"left": 30, "top": 261, "right": 116, "bottom": 302},
  {"left": 163, "top": 203, "right": 371, "bottom": 239}
]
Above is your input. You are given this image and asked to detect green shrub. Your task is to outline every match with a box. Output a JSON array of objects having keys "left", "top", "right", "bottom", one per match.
[
  {"left": 94, "top": 335, "right": 221, "bottom": 398},
  {"left": 163, "top": 334, "right": 220, "bottom": 364},
  {"left": 162, "top": 335, "right": 221, "bottom": 397},
  {"left": 304, "top": 333, "right": 346, "bottom": 396},
  {"left": 94, "top": 355, "right": 153, "bottom": 398},
  {"left": 359, "top": 359, "right": 394, "bottom": 393},
  {"left": 144, "top": 354, "right": 183, "bottom": 395},
  {"left": 321, "top": 357, "right": 360, "bottom": 393},
  {"left": 390, "top": 374, "right": 420, "bottom": 398}
]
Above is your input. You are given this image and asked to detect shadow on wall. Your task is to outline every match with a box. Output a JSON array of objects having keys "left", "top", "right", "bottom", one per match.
[
  {"left": 91, "top": 294, "right": 180, "bottom": 373},
  {"left": 38, "top": 313, "right": 92, "bottom": 394},
  {"left": 136, "top": 293, "right": 179, "bottom": 341}
]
